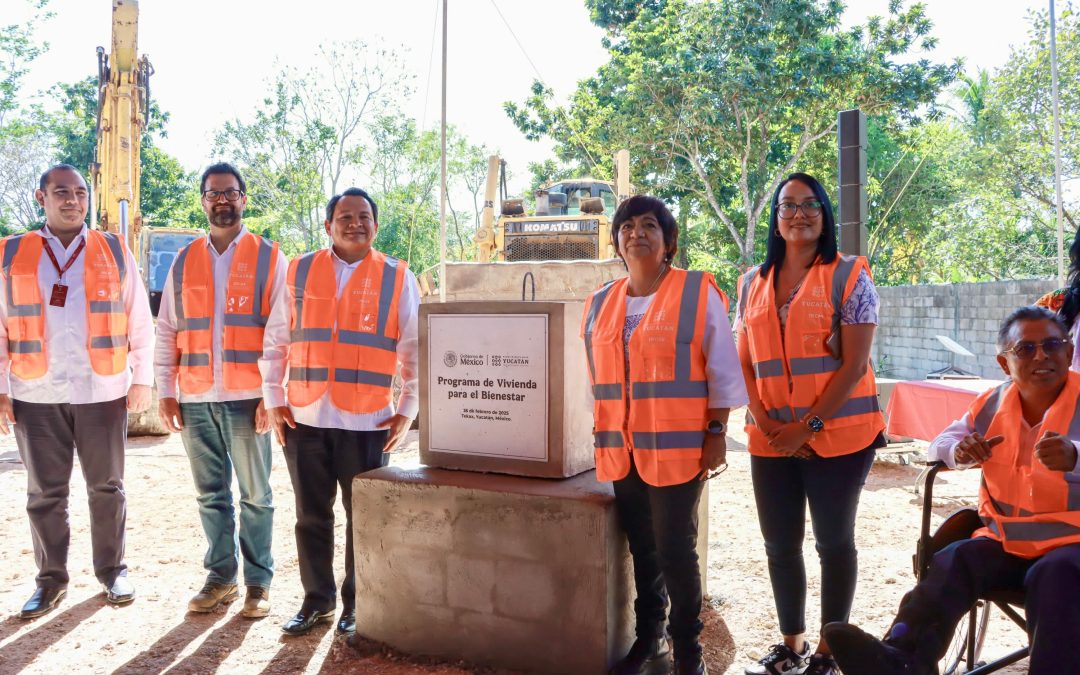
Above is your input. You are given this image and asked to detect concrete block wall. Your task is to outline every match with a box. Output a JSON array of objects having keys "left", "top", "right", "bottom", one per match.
[{"left": 873, "top": 279, "right": 1056, "bottom": 380}]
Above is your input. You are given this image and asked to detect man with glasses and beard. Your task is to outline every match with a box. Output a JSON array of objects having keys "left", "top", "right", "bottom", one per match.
[
  {"left": 155, "top": 163, "right": 287, "bottom": 619},
  {"left": 825, "top": 306, "right": 1080, "bottom": 675}
]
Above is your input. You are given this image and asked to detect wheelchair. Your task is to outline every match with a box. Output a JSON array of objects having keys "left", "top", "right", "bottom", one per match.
[{"left": 914, "top": 462, "right": 1030, "bottom": 675}]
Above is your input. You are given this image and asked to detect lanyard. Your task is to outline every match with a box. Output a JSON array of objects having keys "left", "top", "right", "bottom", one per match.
[{"left": 42, "top": 237, "right": 86, "bottom": 282}]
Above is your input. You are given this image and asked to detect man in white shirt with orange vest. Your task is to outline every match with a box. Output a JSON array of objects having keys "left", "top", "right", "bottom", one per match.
[
  {"left": 0, "top": 164, "right": 153, "bottom": 618},
  {"left": 155, "top": 163, "right": 287, "bottom": 619},
  {"left": 262, "top": 187, "right": 418, "bottom": 636},
  {"left": 825, "top": 306, "right": 1080, "bottom": 675}
]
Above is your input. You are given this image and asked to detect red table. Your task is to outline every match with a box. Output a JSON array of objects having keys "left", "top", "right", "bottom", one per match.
[{"left": 885, "top": 379, "right": 1003, "bottom": 443}]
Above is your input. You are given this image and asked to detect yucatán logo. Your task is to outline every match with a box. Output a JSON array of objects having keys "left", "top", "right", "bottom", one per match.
[{"left": 443, "top": 351, "right": 458, "bottom": 368}]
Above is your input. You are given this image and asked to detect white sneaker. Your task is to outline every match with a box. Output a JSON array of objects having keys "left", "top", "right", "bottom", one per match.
[{"left": 744, "top": 641, "right": 811, "bottom": 675}]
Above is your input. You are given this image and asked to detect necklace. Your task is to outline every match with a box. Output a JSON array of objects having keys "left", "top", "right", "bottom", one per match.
[{"left": 634, "top": 263, "right": 668, "bottom": 297}]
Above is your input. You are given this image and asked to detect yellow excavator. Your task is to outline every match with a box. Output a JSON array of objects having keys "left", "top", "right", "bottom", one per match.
[
  {"left": 89, "top": 0, "right": 201, "bottom": 316},
  {"left": 89, "top": 0, "right": 201, "bottom": 433}
]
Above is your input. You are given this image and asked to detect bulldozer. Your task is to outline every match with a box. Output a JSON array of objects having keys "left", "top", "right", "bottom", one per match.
[
  {"left": 424, "top": 150, "right": 631, "bottom": 303},
  {"left": 89, "top": 0, "right": 202, "bottom": 433},
  {"left": 474, "top": 149, "right": 629, "bottom": 263}
]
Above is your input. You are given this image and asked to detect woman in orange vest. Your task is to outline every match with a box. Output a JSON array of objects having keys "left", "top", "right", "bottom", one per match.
[
  {"left": 582, "top": 195, "right": 747, "bottom": 675},
  {"left": 736, "top": 173, "right": 885, "bottom": 675},
  {"left": 1035, "top": 227, "right": 1080, "bottom": 372}
]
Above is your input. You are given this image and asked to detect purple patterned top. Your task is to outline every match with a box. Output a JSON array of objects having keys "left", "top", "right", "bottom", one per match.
[{"left": 777, "top": 268, "right": 879, "bottom": 328}]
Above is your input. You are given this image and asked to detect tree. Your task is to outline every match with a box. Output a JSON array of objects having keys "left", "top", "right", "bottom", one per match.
[
  {"left": 983, "top": 7, "right": 1078, "bottom": 234},
  {"left": 0, "top": 0, "right": 52, "bottom": 130},
  {"left": 364, "top": 115, "right": 490, "bottom": 271},
  {"left": 215, "top": 41, "right": 411, "bottom": 253},
  {"left": 0, "top": 0, "right": 52, "bottom": 231},
  {"left": 506, "top": 0, "right": 959, "bottom": 270},
  {"left": 38, "top": 77, "right": 201, "bottom": 230},
  {"left": 0, "top": 119, "right": 50, "bottom": 232}
]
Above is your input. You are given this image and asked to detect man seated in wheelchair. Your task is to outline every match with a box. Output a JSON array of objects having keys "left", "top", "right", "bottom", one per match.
[{"left": 824, "top": 305, "right": 1080, "bottom": 675}]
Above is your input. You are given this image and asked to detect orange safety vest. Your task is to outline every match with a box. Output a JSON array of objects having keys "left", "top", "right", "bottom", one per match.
[
  {"left": 968, "top": 372, "right": 1080, "bottom": 558},
  {"left": 287, "top": 248, "right": 406, "bottom": 414},
  {"left": 737, "top": 254, "right": 884, "bottom": 457},
  {"left": 172, "top": 232, "right": 280, "bottom": 394},
  {"left": 582, "top": 268, "right": 728, "bottom": 487},
  {"left": 0, "top": 229, "right": 129, "bottom": 380}
]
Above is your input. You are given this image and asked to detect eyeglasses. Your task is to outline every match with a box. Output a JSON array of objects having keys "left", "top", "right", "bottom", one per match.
[
  {"left": 202, "top": 189, "right": 244, "bottom": 202},
  {"left": 776, "top": 200, "right": 823, "bottom": 219},
  {"left": 1001, "top": 338, "right": 1069, "bottom": 359}
]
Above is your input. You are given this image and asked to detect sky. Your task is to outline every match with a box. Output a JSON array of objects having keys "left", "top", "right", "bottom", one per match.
[{"left": 13, "top": 0, "right": 1060, "bottom": 199}]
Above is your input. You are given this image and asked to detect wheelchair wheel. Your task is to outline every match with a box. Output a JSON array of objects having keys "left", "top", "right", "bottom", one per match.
[{"left": 941, "top": 599, "right": 990, "bottom": 675}]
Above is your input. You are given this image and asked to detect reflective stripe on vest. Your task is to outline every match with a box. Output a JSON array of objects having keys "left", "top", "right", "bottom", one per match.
[
  {"left": 173, "top": 233, "right": 278, "bottom": 394},
  {"left": 1, "top": 230, "right": 128, "bottom": 379},
  {"left": 2, "top": 235, "right": 44, "bottom": 362},
  {"left": 582, "top": 268, "right": 716, "bottom": 487},
  {"left": 971, "top": 372, "right": 1080, "bottom": 557},
  {"left": 739, "top": 255, "right": 883, "bottom": 457},
  {"left": 287, "top": 249, "right": 405, "bottom": 413},
  {"left": 86, "top": 232, "right": 130, "bottom": 372}
]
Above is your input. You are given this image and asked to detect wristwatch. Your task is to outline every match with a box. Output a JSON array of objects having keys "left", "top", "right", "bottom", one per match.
[
  {"left": 804, "top": 415, "right": 825, "bottom": 433},
  {"left": 706, "top": 419, "right": 726, "bottom": 436}
]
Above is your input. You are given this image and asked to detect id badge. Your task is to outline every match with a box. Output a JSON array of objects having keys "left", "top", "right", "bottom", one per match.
[{"left": 49, "top": 283, "right": 69, "bottom": 308}]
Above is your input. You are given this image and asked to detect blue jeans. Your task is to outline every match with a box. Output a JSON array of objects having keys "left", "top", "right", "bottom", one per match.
[{"left": 180, "top": 399, "right": 274, "bottom": 588}]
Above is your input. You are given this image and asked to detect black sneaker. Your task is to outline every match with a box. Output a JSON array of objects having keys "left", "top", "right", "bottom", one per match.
[
  {"left": 745, "top": 641, "right": 811, "bottom": 675},
  {"left": 822, "top": 622, "right": 921, "bottom": 675},
  {"left": 804, "top": 654, "right": 839, "bottom": 675},
  {"left": 611, "top": 636, "right": 672, "bottom": 675}
]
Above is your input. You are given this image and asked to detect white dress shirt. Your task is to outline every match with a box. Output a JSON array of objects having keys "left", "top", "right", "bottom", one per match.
[
  {"left": 260, "top": 246, "right": 420, "bottom": 431},
  {"left": 154, "top": 226, "right": 289, "bottom": 403},
  {"left": 0, "top": 224, "right": 154, "bottom": 404},
  {"left": 929, "top": 409, "right": 1080, "bottom": 472}
]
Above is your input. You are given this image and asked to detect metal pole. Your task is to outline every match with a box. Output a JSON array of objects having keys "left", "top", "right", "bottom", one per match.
[
  {"left": 1050, "top": 0, "right": 1066, "bottom": 286},
  {"left": 439, "top": 0, "right": 448, "bottom": 303}
]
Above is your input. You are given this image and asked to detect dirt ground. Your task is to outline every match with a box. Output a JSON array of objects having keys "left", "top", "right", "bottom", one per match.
[{"left": 0, "top": 410, "right": 1028, "bottom": 674}]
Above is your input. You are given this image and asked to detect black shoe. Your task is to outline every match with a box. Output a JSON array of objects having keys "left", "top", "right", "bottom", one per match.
[
  {"left": 822, "top": 622, "right": 921, "bottom": 675},
  {"left": 20, "top": 586, "right": 67, "bottom": 619},
  {"left": 104, "top": 576, "right": 135, "bottom": 605},
  {"left": 674, "top": 653, "right": 708, "bottom": 675},
  {"left": 336, "top": 608, "right": 356, "bottom": 635},
  {"left": 281, "top": 607, "right": 335, "bottom": 635},
  {"left": 804, "top": 654, "right": 839, "bottom": 675},
  {"left": 610, "top": 637, "right": 672, "bottom": 675}
]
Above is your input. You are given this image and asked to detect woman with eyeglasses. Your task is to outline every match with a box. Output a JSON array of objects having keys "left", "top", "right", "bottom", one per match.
[
  {"left": 1035, "top": 230, "right": 1080, "bottom": 372},
  {"left": 735, "top": 173, "right": 886, "bottom": 675},
  {"left": 582, "top": 195, "right": 747, "bottom": 675}
]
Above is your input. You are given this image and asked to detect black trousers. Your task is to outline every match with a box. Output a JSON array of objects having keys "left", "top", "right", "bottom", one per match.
[
  {"left": 613, "top": 461, "right": 705, "bottom": 658},
  {"left": 13, "top": 396, "right": 129, "bottom": 588},
  {"left": 749, "top": 444, "right": 876, "bottom": 636},
  {"left": 283, "top": 422, "right": 389, "bottom": 611},
  {"left": 890, "top": 538, "right": 1080, "bottom": 674}
]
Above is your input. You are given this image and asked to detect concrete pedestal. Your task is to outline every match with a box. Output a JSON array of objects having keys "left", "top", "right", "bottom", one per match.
[{"left": 353, "top": 467, "right": 710, "bottom": 674}]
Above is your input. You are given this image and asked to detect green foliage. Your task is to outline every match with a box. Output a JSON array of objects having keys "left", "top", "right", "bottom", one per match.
[
  {"left": 0, "top": 0, "right": 52, "bottom": 128},
  {"left": 35, "top": 76, "right": 200, "bottom": 230},
  {"left": 506, "top": 0, "right": 959, "bottom": 274}
]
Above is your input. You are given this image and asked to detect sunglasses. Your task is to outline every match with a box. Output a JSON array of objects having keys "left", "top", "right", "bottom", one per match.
[{"left": 1001, "top": 337, "right": 1069, "bottom": 360}]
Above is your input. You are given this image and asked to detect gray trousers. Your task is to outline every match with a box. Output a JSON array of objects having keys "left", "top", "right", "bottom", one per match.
[{"left": 14, "top": 396, "right": 128, "bottom": 588}]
